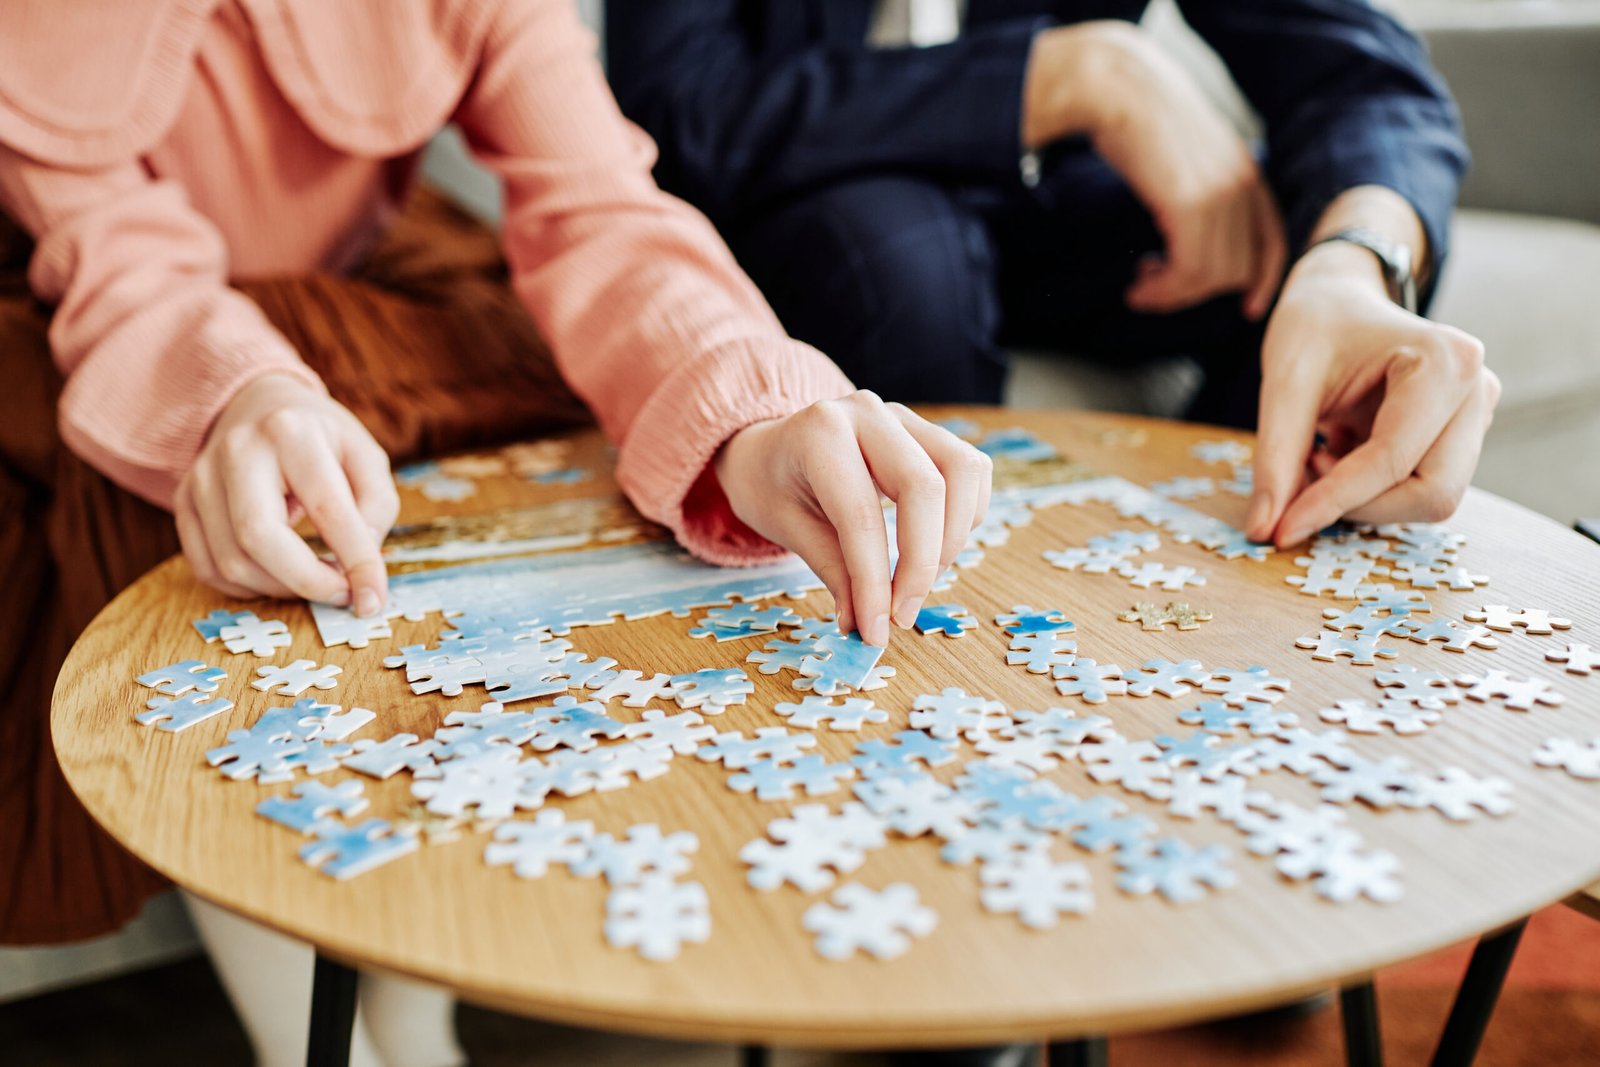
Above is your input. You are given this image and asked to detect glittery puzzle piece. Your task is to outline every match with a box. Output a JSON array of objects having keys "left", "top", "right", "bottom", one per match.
[{"left": 1117, "top": 601, "right": 1213, "bottom": 632}]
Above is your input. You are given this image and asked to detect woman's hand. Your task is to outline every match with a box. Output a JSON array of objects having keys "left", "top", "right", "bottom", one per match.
[
  {"left": 714, "top": 392, "right": 993, "bottom": 647},
  {"left": 174, "top": 373, "right": 399, "bottom": 615},
  {"left": 1248, "top": 241, "right": 1499, "bottom": 547}
]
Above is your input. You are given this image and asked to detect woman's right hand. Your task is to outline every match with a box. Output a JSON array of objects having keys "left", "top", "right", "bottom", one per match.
[{"left": 174, "top": 373, "right": 399, "bottom": 615}]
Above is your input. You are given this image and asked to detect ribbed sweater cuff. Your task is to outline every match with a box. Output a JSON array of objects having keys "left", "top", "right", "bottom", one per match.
[{"left": 615, "top": 335, "right": 853, "bottom": 567}]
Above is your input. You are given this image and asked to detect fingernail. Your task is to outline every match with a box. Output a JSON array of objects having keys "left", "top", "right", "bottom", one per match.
[
  {"left": 354, "top": 588, "right": 381, "bottom": 618},
  {"left": 893, "top": 595, "right": 925, "bottom": 629},
  {"left": 329, "top": 589, "right": 351, "bottom": 609},
  {"left": 866, "top": 614, "right": 890, "bottom": 647}
]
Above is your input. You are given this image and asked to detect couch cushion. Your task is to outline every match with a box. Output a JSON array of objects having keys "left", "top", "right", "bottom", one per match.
[{"left": 1433, "top": 209, "right": 1600, "bottom": 411}]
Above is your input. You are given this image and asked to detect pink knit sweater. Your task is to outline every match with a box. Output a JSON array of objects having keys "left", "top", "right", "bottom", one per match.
[{"left": 0, "top": 0, "right": 853, "bottom": 564}]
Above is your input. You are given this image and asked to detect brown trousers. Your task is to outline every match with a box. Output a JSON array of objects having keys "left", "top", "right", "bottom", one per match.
[{"left": 0, "top": 189, "right": 587, "bottom": 944}]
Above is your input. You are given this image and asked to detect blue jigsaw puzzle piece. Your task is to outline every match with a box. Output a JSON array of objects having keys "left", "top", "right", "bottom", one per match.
[
  {"left": 299, "top": 819, "right": 419, "bottom": 879},
  {"left": 193, "top": 609, "right": 254, "bottom": 643},
  {"left": 913, "top": 604, "right": 976, "bottom": 638}
]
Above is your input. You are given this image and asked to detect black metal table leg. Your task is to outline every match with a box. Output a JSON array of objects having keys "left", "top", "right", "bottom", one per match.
[
  {"left": 306, "top": 953, "right": 359, "bottom": 1067},
  {"left": 738, "top": 1045, "right": 770, "bottom": 1067},
  {"left": 1048, "top": 1036, "right": 1108, "bottom": 1067},
  {"left": 1429, "top": 919, "right": 1528, "bottom": 1067},
  {"left": 1341, "top": 982, "right": 1383, "bottom": 1067}
]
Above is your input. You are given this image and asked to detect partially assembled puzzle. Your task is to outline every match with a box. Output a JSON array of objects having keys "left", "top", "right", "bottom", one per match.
[{"left": 131, "top": 427, "right": 1595, "bottom": 963}]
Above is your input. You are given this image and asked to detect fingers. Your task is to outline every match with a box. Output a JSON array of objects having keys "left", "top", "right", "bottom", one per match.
[
  {"left": 802, "top": 412, "right": 894, "bottom": 647},
  {"left": 1248, "top": 355, "right": 1325, "bottom": 544},
  {"left": 174, "top": 480, "right": 259, "bottom": 600},
  {"left": 1342, "top": 369, "right": 1499, "bottom": 526},
  {"left": 340, "top": 423, "right": 400, "bottom": 539},
  {"left": 1272, "top": 328, "right": 1484, "bottom": 544},
  {"left": 886, "top": 403, "right": 993, "bottom": 597},
  {"left": 1243, "top": 182, "right": 1287, "bottom": 321},
  {"left": 219, "top": 433, "right": 350, "bottom": 605},
  {"left": 190, "top": 460, "right": 298, "bottom": 598},
  {"left": 274, "top": 415, "right": 389, "bottom": 614}
]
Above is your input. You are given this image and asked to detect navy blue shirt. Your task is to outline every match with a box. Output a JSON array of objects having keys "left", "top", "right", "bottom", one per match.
[{"left": 605, "top": 1, "right": 1469, "bottom": 281}]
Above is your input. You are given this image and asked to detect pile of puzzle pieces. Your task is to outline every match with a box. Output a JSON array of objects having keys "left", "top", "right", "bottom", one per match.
[{"left": 125, "top": 428, "right": 1596, "bottom": 965}]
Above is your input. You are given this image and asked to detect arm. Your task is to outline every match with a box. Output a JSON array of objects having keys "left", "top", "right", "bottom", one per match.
[
  {"left": 603, "top": 0, "right": 1044, "bottom": 220},
  {"left": 1179, "top": 0, "right": 1469, "bottom": 287},
  {"left": 0, "top": 146, "right": 396, "bottom": 611},
  {"left": 457, "top": 0, "right": 992, "bottom": 644}
]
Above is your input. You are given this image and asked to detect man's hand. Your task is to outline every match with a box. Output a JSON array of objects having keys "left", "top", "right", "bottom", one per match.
[
  {"left": 1023, "top": 21, "right": 1286, "bottom": 320},
  {"left": 714, "top": 392, "right": 992, "bottom": 647},
  {"left": 1248, "top": 240, "right": 1500, "bottom": 547},
  {"left": 174, "top": 374, "right": 399, "bottom": 615}
]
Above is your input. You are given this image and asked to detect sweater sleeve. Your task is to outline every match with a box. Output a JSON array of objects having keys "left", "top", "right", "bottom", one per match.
[
  {"left": 0, "top": 143, "right": 325, "bottom": 509},
  {"left": 455, "top": 0, "right": 854, "bottom": 565}
]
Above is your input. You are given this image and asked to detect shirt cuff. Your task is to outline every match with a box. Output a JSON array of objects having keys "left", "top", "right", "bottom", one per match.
[{"left": 615, "top": 335, "right": 853, "bottom": 567}]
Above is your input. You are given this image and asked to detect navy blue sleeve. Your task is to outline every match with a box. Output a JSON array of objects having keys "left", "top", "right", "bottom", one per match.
[
  {"left": 1178, "top": 0, "right": 1469, "bottom": 290},
  {"left": 604, "top": 1, "right": 1045, "bottom": 223}
]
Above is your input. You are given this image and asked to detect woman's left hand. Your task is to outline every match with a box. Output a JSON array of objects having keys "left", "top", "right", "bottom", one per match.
[{"left": 714, "top": 392, "right": 993, "bottom": 647}]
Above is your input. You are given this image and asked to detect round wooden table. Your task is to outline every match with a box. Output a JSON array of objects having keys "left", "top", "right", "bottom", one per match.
[{"left": 52, "top": 409, "right": 1600, "bottom": 1063}]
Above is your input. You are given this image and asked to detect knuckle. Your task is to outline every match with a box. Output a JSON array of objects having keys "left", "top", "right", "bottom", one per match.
[
  {"left": 1481, "top": 367, "right": 1503, "bottom": 406},
  {"left": 904, "top": 465, "right": 945, "bottom": 503},
  {"left": 1417, "top": 481, "right": 1462, "bottom": 523},
  {"left": 261, "top": 408, "right": 305, "bottom": 444},
  {"left": 215, "top": 552, "right": 255, "bottom": 587},
  {"left": 848, "top": 389, "right": 883, "bottom": 409},
  {"left": 957, "top": 446, "right": 992, "bottom": 479},
  {"left": 234, "top": 518, "right": 275, "bottom": 557},
  {"left": 218, "top": 426, "right": 258, "bottom": 461}
]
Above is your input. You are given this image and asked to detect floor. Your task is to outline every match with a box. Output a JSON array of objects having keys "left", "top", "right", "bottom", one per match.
[{"left": 5, "top": 905, "right": 1598, "bottom": 1066}]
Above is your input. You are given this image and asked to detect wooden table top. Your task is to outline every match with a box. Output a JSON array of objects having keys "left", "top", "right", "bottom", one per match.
[{"left": 53, "top": 408, "right": 1600, "bottom": 1049}]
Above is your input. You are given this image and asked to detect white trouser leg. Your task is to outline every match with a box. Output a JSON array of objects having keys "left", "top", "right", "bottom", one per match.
[
  {"left": 183, "top": 892, "right": 382, "bottom": 1067},
  {"left": 356, "top": 969, "right": 466, "bottom": 1067}
]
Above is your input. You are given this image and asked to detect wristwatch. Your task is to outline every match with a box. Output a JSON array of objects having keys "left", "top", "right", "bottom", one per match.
[{"left": 1305, "top": 228, "right": 1418, "bottom": 313}]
